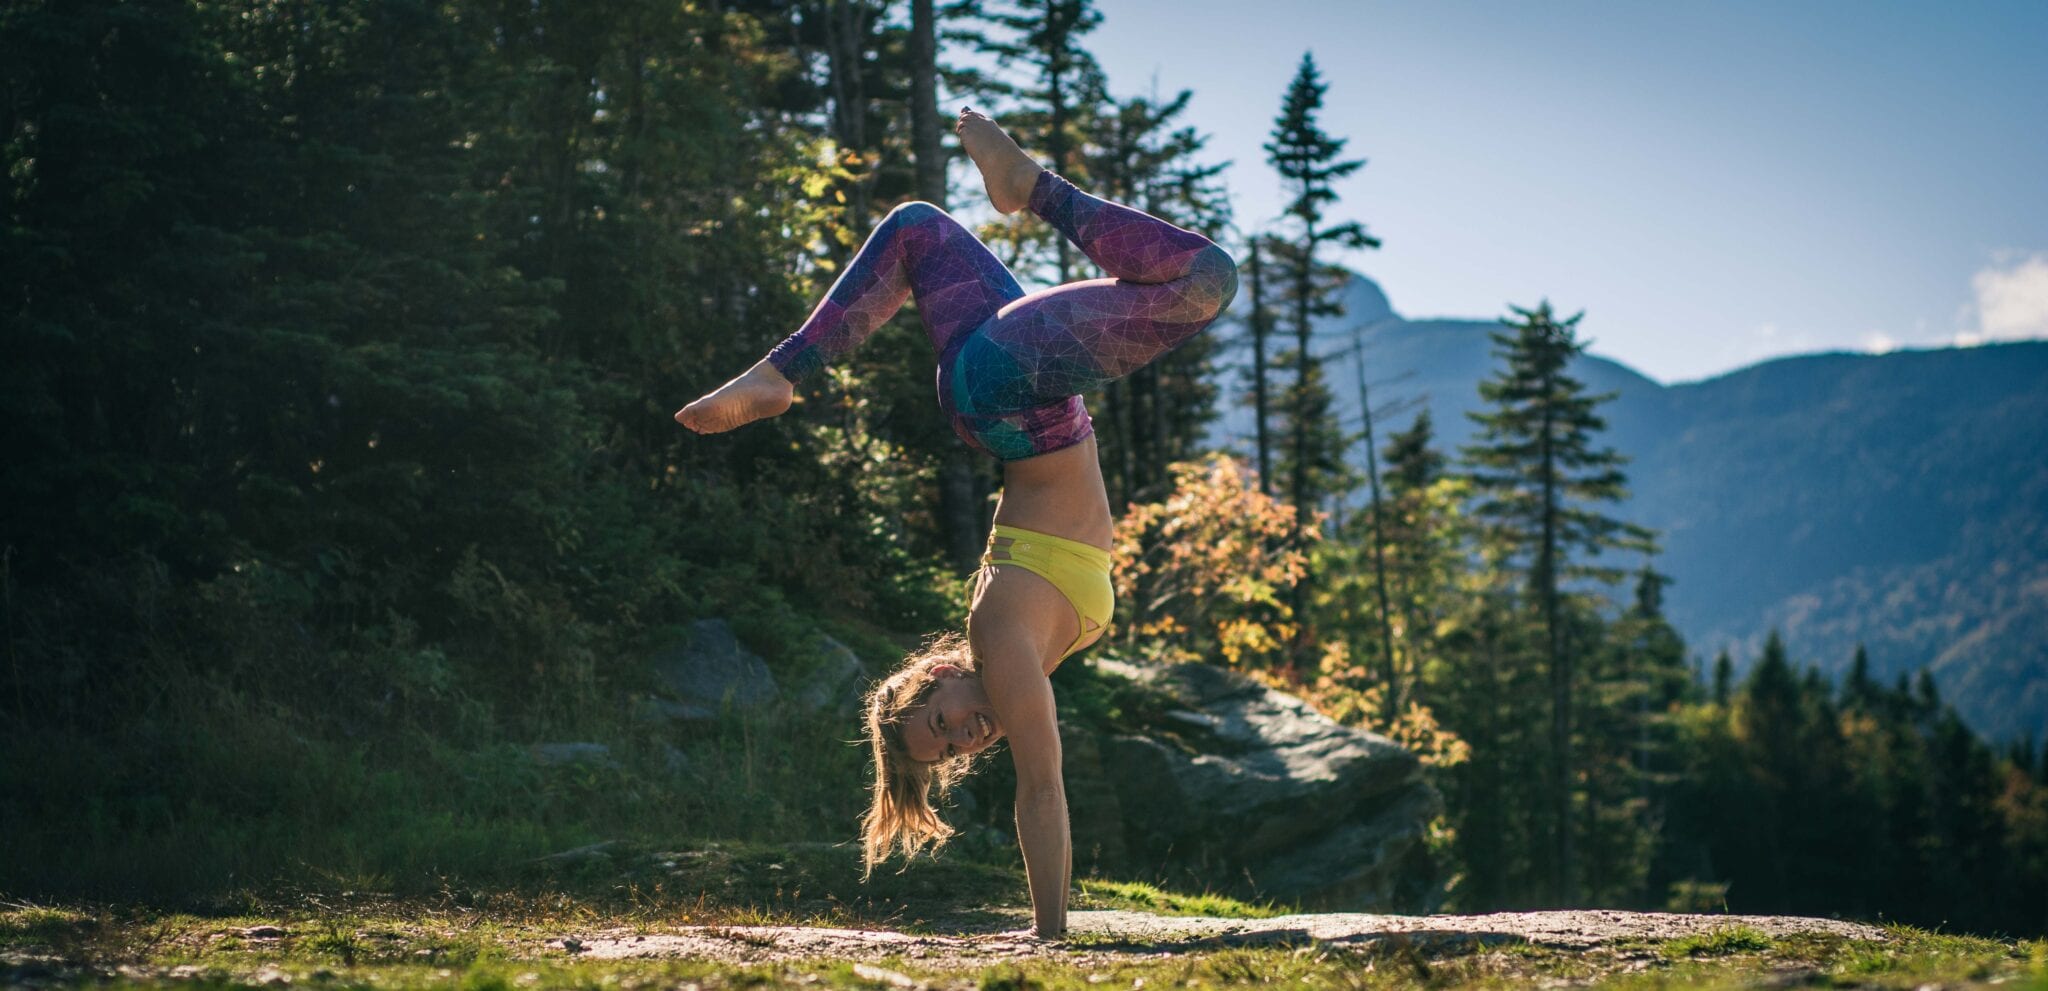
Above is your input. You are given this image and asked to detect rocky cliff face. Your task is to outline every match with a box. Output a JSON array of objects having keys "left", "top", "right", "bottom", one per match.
[{"left": 1063, "top": 660, "right": 1442, "bottom": 912}]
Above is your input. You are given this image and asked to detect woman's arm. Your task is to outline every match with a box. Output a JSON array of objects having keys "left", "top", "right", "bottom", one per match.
[
  {"left": 970, "top": 571, "right": 1076, "bottom": 938},
  {"left": 1003, "top": 679, "right": 1068, "bottom": 937}
]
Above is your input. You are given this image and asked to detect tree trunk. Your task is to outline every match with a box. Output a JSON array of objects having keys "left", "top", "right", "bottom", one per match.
[
  {"left": 1108, "top": 379, "right": 1135, "bottom": 506},
  {"left": 1286, "top": 231, "right": 1318, "bottom": 528},
  {"left": 821, "top": 0, "right": 872, "bottom": 232},
  {"left": 1046, "top": 73, "right": 1072, "bottom": 281},
  {"left": 1140, "top": 363, "right": 1167, "bottom": 495},
  {"left": 910, "top": 0, "right": 945, "bottom": 204},
  {"left": 1350, "top": 326, "right": 1398, "bottom": 721},
  {"left": 1248, "top": 239, "right": 1272, "bottom": 494},
  {"left": 1286, "top": 228, "right": 1317, "bottom": 656},
  {"left": 1538, "top": 396, "right": 1574, "bottom": 902},
  {"left": 911, "top": 0, "right": 983, "bottom": 570}
]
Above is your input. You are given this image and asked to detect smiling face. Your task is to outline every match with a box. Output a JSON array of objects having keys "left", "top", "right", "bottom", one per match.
[{"left": 899, "top": 663, "right": 1004, "bottom": 764}]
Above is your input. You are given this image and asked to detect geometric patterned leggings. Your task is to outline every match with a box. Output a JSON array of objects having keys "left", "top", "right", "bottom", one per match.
[{"left": 764, "top": 170, "right": 1239, "bottom": 461}]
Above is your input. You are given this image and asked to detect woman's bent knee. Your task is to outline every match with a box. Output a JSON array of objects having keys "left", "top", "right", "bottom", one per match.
[
  {"left": 1186, "top": 243, "right": 1240, "bottom": 320},
  {"left": 888, "top": 200, "right": 947, "bottom": 226}
]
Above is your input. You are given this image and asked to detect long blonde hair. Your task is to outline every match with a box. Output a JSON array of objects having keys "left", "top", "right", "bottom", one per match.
[{"left": 861, "top": 631, "right": 982, "bottom": 877}]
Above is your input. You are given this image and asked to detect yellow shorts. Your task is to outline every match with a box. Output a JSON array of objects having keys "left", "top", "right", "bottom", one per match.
[{"left": 981, "top": 523, "right": 1114, "bottom": 660}]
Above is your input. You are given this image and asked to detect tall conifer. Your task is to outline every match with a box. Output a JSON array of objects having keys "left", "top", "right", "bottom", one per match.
[
  {"left": 1462, "top": 299, "right": 1652, "bottom": 901},
  {"left": 1263, "top": 51, "right": 1378, "bottom": 523},
  {"left": 972, "top": 0, "right": 1106, "bottom": 281}
]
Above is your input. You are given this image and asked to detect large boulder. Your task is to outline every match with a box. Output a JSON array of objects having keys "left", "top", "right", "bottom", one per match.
[
  {"left": 647, "top": 619, "right": 778, "bottom": 720},
  {"left": 791, "top": 634, "right": 874, "bottom": 715},
  {"left": 1074, "top": 659, "right": 1442, "bottom": 912}
]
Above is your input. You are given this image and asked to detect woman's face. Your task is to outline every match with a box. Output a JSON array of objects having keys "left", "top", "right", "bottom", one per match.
[{"left": 900, "top": 664, "right": 1003, "bottom": 764}]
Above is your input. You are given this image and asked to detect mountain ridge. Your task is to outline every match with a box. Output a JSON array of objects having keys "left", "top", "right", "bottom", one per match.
[{"left": 1209, "top": 273, "right": 2048, "bottom": 740}]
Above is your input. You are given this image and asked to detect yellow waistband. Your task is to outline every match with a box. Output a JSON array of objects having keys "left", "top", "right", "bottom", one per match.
[
  {"left": 981, "top": 524, "right": 1114, "bottom": 659},
  {"left": 983, "top": 523, "right": 1112, "bottom": 568}
]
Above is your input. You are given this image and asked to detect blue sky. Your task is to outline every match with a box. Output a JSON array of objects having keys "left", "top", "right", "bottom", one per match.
[{"left": 956, "top": 0, "right": 2048, "bottom": 384}]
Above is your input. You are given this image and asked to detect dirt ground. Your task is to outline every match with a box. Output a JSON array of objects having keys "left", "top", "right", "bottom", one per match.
[{"left": 552, "top": 909, "right": 1888, "bottom": 966}]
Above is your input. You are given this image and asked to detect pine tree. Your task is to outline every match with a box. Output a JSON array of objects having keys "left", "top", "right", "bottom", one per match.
[
  {"left": 1263, "top": 51, "right": 1378, "bottom": 524},
  {"left": 1581, "top": 564, "right": 1688, "bottom": 903},
  {"left": 1843, "top": 644, "right": 1879, "bottom": 711},
  {"left": 1462, "top": 299, "right": 1653, "bottom": 901},
  {"left": 1378, "top": 411, "right": 1451, "bottom": 711},
  {"left": 1433, "top": 579, "right": 1550, "bottom": 906},
  {"left": 971, "top": 0, "right": 1107, "bottom": 281},
  {"left": 1386, "top": 410, "right": 1447, "bottom": 494}
]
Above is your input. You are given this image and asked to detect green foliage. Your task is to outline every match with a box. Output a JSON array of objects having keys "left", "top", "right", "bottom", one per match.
[
  {"left": 1657, "top": 636, "right": 2048, "bottom": 933},
  {"left": 1463, "top": 302, "right": 1653, "bottom": 586},
  {"left": 0, "top": 0, "right": 954, "bottom": 903},
  {"left": 1263, "top": 52, "right": 1377, "bottom": 251},
  {"left": 969, "top": 0, "right": 1107, "bottom": 181}
]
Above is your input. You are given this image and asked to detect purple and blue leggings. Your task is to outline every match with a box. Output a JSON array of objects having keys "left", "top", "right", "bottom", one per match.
[{"left": 764, "top": 171, "right": 1239, "bottom": 461}]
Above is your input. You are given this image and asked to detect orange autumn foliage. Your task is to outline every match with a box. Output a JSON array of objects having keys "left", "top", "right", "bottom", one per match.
[{"left": 1112, "top": 456, "right": 1309, "bottom": 668}]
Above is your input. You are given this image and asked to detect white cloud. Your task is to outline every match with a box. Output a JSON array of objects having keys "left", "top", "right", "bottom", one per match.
[
  {"left": 1958, "top": 252, "right": 2048, "bottom": 345},
  {"left": 1861, "top": 332, "right": 1898, "bottom": 354}
]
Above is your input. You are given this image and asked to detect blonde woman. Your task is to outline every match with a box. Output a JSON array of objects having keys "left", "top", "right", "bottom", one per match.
[{"left": 677, "top": 109, "right": 1237, "bottom": 937}]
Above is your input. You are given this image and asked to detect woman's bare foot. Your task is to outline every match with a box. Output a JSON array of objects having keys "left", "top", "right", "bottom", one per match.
[
  {"left": 955, "top": 108, "right": 1043, "bottom": 215},
  {"left": 675, "top": 360, "right": 794, "bottom": 433}
]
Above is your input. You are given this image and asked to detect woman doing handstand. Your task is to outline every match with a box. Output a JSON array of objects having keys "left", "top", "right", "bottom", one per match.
[{"left": 676, "top": 109, "right": 1238, "bottom": 938}]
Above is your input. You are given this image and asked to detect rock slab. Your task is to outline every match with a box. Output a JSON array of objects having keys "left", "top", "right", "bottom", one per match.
[
  {"left": 648, "top": 619, "right": 778, "bottom": 719},
  {"left": 1078, "top": 659, "right": 1442, "bottom": 912}
]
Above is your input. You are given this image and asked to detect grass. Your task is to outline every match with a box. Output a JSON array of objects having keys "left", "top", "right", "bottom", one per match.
[
  {"left": 1071, "top": 879, "right": 1287, "bottom": 919},
  {"left": 4, "top": 894, "right": 2044, "bottom": 991},
  {"left": 1660, "top": 923, "right": 1772, "bottom": 957}
]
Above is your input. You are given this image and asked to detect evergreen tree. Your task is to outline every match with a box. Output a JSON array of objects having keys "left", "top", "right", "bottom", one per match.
[
  {"left": 1386, "top": 410, "right": 1447, "bottom": 493},
  {"left": 970, "top": 0, "right": 1107, "bottom": 281},
  {"left": 1703, "top": 634, "right": 1800, "bottom": 908},
  {"left": 1462, "top": 299, "right": 1652, "bottom": 901},
  {"left": 726, "top": 0, "right": 1005, "bottom": 570},
  {"left": 1433, "top": 580, "right": 1550, "bottom": 906},
  {"left": 1378, "top": 411, "right": 1455, "bottom": 712},
  {"left": 1580, "top": 564, "right": 1688, "bottom": 904},
  {"left": 1844, "top": 644, "right": 1878, "bottom": 711},
  {"left": 1263, "top": 51, "right": 1378, "bottom": 524}
]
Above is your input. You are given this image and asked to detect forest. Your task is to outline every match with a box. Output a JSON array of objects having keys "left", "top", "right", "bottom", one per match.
[{"left": 4, "top": 0, "right": 2046, "bottom": 941}]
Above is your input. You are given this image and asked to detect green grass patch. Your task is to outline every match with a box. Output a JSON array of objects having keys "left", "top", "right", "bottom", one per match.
[
  {"left": 1662, "top": 924, "right": 1772, "bottom": 957},
  {"left": 0, "top": 905, "right": 96, "bottom": 948},
  {"left": 1073, "top": 879, "right": 1287, "bottom": 919}
]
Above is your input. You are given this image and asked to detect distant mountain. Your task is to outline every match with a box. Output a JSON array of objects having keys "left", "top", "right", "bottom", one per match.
[{"left": 1210, "top": 273, "right": 2048, "bottom": 741}]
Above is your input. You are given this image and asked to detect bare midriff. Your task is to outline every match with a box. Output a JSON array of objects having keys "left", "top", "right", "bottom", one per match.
[{"left": 990, "top": 437, "right": 1114, "bottom": 552}]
